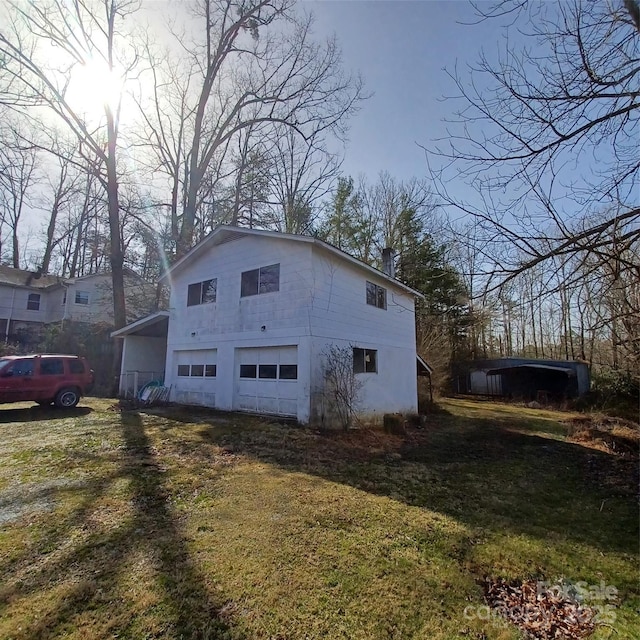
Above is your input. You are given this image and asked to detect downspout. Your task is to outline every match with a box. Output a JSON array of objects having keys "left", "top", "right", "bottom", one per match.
[
  {"left": 5, "top": 287, "right": 15, "bottom": 342},
  {"left": 61, "top": 282, "right": 70, "bottom": 329}
]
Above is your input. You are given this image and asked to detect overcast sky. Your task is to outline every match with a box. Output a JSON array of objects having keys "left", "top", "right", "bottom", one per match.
[{"left": 304, "top": 0, "right": 502, "bottom": 183}]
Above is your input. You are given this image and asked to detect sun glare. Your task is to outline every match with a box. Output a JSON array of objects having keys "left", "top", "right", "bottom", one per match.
[{"left": 67, "top": 58, "right": 124, "bottom": 121}]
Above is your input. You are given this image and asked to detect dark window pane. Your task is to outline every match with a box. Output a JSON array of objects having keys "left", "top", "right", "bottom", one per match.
[
  {"left": 69, "top": 360, "right": 85, "bottom": 374},
  {"left": 27, "top": 293, "right": 40, "bottom": 311},
  {"left": 366, "top": 281, "right": 377, "bottom": 306},
  {"left": 187, "top": 283, "right": 201, "bottom": 306},
  {"left": 377, "top": 286, "right": 386, "bottom": 309},
  {"left": 41, "top": 359, "right": 64, "bottom": 375},
  {"left": 177, "top": 365, "right": 190, "bottom": 376},
  {"left": 353, "top": 348, "right": 365, "bottom": 374},
  {"left": 202, "top": 279, "right": 217, "bottom": 303},
  {"left": 205, "top": 364, "right": 217, "bottom": 377},
  {"left": 365, "top": 349, "right": 377, "bottom": 373},
  {"left": 191, "top": 364, "right": 204, "bottom": 376},
  {"left": 241, "top": 269, "right": 259, "bottom": 297},
  {"left": 240, "top": 364, "right": 257, "bottom": 378},
  {"left": 258, "top": 364, "right": 277, "bottom": 379},
  {"left": 8, "top": 360, "right": 34, "bottom": 377},
  {"left": 279, "top": 364, "right": 297, "bottom": 380},
  {"left": 259, "top": 264, "right": 279, "bottom": 293}
]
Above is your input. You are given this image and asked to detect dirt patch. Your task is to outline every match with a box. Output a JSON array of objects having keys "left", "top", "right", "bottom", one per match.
[{"left": 0, "top": 478, "right": 83, "bottom": 525}]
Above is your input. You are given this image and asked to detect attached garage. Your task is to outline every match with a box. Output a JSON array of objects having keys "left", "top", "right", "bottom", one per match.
[{"left": 234, "top": 346, "right": 298, "bottom": 417}]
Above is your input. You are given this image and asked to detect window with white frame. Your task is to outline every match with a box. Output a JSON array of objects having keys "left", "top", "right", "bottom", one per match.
[
  {"left": 27, "top": 293, "right": 41, "bottom": 311},
  {"left": 353, "top": 347, "right": 377, "bottom": 374},
  {"left": 241, "top": 263, "right": 280, "bottom": 297},
  {"left": 366, "top": 281, "right": 387, "bottom": 309},
  {"left": 75, "top": 290, "right": 90, "bottom": 305},
  {"left": 187, "top": 279, "right": 217, "bottom": 306}
]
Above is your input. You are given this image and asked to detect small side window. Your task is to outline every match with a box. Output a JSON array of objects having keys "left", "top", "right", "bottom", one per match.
[
  {"left": 27, "top": 293, "right": 41, "bottom": 311},
  {"left": 75, "top": 290, "right": 90, "bottom": 305},
  {"left": 353, "top": 348, "right": 377, "bottom": 374}
]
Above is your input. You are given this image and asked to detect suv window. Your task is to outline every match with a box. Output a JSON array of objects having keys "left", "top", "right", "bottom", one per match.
[
  {"left": 69, "top": 360, "right": 85, "bottom": 374},
  {"left": 40, "top": 359, "right": 64, "bottom": 375},
  {"left": 5, "top": 360, "right": 34, "bottom": 377}
]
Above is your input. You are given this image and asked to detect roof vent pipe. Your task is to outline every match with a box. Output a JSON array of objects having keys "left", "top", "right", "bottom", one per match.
[{"left": 382, "top": 247, "right": 396, "bottom": 278}]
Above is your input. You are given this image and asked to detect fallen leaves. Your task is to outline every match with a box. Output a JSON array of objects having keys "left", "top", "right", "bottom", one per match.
[{"left": 482, "top": 578, "right": 599, "bottom": 639}]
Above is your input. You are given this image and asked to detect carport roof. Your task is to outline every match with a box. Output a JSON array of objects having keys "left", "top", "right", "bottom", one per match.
[
  {"left": 111, "top": 311, "right": 169, "bottom": 338},
  {"left": 486, "top": 363, "right": 576, "bottom": 376}
]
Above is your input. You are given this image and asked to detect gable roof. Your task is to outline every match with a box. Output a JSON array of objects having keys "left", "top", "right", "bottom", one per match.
[
  {"left": 160, "top": 226, "right": 423, "bottom": 298},
  {"left": 0, "top": 265, "right": 64, "bottom": 290}
]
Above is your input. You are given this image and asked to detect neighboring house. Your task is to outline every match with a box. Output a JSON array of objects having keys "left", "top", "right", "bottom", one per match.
[
  {"left": 454, "top": 357, "right": 590, "bottom": 400},
  {"left": 113, "top": 226, "right": 426, "bottom": 425},
  {"left": 0, "top": 265, "right": 157, "bottom": 343}
]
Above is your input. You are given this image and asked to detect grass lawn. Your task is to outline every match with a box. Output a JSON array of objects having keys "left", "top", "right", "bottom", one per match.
[{"left": 0, "top": 397, "right": 637, "bottom": 639}]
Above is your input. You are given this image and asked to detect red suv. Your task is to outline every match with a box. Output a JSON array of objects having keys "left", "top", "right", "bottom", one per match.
[{"left": 0, "top": 354, "right": 94, "bottom": 408}]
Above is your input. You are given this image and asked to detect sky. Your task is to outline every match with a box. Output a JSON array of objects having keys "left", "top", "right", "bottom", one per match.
[{"left": 303, "top": 0, "right": 501, "bottom": 183}]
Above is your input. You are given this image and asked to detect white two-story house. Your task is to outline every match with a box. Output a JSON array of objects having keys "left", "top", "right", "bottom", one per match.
[{"left": 113, "top": 226, "right": 426, "bottom": 425}]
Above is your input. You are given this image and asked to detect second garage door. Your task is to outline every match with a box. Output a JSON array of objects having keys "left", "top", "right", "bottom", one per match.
[{"left": 234, "top": 346, "right": 298, "bottom": 417}]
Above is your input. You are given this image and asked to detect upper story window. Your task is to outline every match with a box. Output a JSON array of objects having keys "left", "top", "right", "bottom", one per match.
[
  {"left": 27, "top": 293, "right": 41, "bottom": 311},
  {"left": 366, "top": 281, "right": 387, "bottom": 310},
  {"left": 187, "top": 278, "right": 217, "bottom": 306},
  {"left": 241, "top": 263, "right": 280, "bottom": 297},
  {"left": 353, "top": 347, "right": 377, "bottom": 374},
  {"left": 75, "top": 290, "right": 90, "bottom": 305}
]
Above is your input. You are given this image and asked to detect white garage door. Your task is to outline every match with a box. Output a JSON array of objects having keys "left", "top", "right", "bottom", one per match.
[
  {"left": 234, "top": 346, "right": 298, "bottom": 417},
  {"left": 173, "top": 349, "right": 217, "bottom": 407}
]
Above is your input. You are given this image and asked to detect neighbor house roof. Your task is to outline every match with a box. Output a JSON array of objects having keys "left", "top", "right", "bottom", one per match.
[
  {"left": 159, "top": 226, "right": 424, "bottom": 298},
  {"left": 0, "top": 265, "right": 64, "bottom": 289}
]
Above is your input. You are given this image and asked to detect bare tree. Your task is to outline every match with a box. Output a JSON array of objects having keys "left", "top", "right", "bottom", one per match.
[
  {"left": 138, "top": 0, "right": 364, "bottom": 257},
  {"left": 0, "top": 120, "right": 39, "bottom": 268},
  {"left": 264, "top": 125, "right": 342, "bottom": 234},
  {"left": 322, "top": 343, "right": 363, "bottom": 430},
  {"left": 0, "top": 0, "right": 141, "bottom": 333},
  {"left": 426, "top": 0, "right": 639, "bottom": 285}
]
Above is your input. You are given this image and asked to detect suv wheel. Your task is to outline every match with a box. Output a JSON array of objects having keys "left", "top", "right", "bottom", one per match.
[{"left": 55, "top": 388, "right": 80, "bottom": 408}]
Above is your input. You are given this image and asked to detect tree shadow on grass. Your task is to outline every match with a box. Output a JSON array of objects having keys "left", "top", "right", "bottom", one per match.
[
  {"left": 0, "top": 406, "right": 93, "bottom": 423},
  {"left": 0, "top": 410, "right": 239, "bottom": 640},
  {"left": 185, "top": 407, "right": 638, "bottom": 562}
]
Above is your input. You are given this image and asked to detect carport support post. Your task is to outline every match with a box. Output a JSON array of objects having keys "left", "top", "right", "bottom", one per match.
[{"left": 133, "top": 371, "right": 139, "bottom": 399}]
